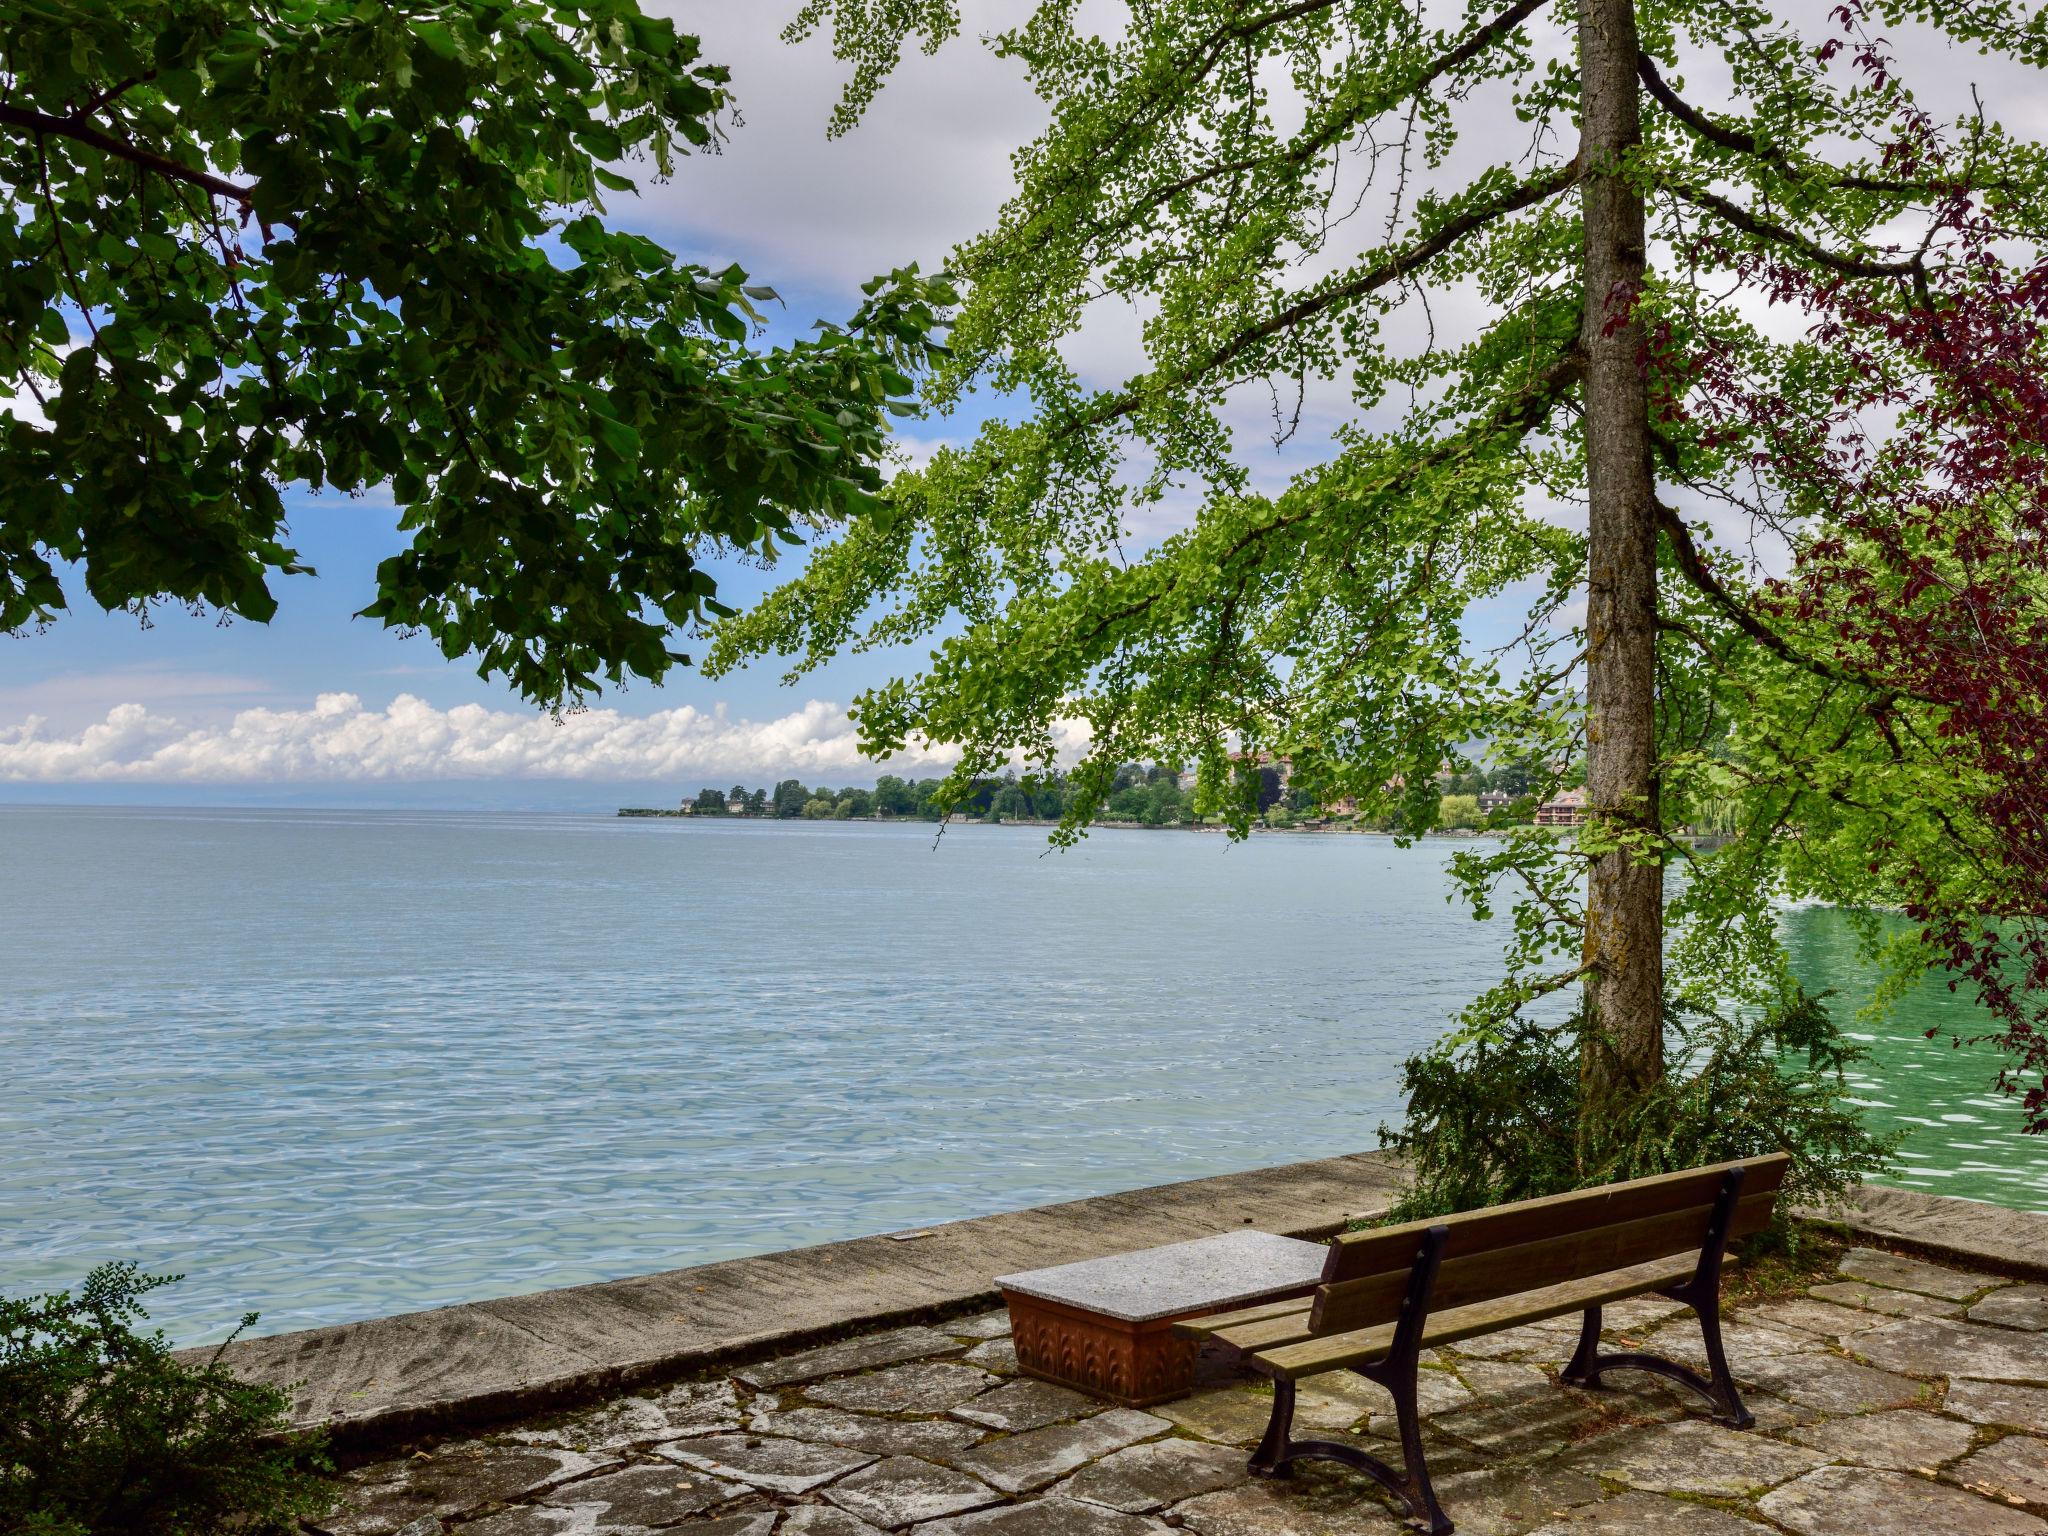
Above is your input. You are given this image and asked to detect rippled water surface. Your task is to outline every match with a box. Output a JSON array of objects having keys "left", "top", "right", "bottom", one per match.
[{"left": 5, "top": 806, "right": 2042, "bottom": 1344}]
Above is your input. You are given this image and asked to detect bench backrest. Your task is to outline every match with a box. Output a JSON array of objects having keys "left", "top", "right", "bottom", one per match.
[{"left": 1308, "top": 1152, "right": 1791, "bottom": 1335}]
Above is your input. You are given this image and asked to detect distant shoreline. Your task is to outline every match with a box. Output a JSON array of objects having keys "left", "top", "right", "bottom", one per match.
[{"left": 616, "top": 808, "right": 1542, "bottom": 837}]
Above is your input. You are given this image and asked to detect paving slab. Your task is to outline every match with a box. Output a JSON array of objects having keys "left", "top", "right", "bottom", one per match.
[
  {"left": 1950, "top": 1379, "right": 2048, "bottom": 1434},
  {"left": 949, "top": 1408, "right": 1172, "bottom": 1494},
  {"left": 1744, "top": 1350, "right": 1931, "bottom": 1414},
  {"left": 966, "top": 1339, "right": 1022, "bottom": 1375},
  {"left": 1427, "top": 1462, "right": 1604, "bottom": 1535},
  {"left": 805, "top": 1361, "right": 997, "bottom": 1414},
  {"left": 657, "top": 1435, "right": 878, "bottom": 1494},
  {"left": 1430, "top": 1382, "right": 1621, "bottom": 1462},
  {"left": 327, "top": 1446, "right": 617, "bottom": 1535},
  {"left": 1855, "top": 1316, "right": 2048, "bottom": 1383},
  {"left": 517, "top": 1381, "right": 743, "bottom": 1451},
  {"left": 1758, "top": 1463, "right": 2048, "bottom": 1536},
  {"left": 1524, "top": 1492, "right": 1773, "bottom": 1534},
  {"left": 952, "top": 1378, "right": 1102, "bottom": 1433},
  {"left": 823, "top": 1456, "right": 1003, "bottom": 1527},
  {"left": 1743, "top": 1297, "right": 1889, "bottom": 1341},
  {"left": 196, "top": 1150, "right": 1403, "bottom": 1447},
  {"left": 1808, "top": 1280, "right": 1963, "bottom": 1319},
  {"left": 1953, "top": 1435, "right": 2048, "bottom": 1509},
  {"left": 1602, "top": 1295, "right": 1692, "bottom": 1332},
  {"left": 1056, "top": 1438, "right": 1249, "bottom": 1512},
  {"left": 745, "top": 1405, "right": 987, "bottom": 1460},
  {"left": 1838, "top": 1247, "right": 1994, "bottom": 1300},
  {"left": 1172, "top": 1480, "right": 1404, "bottom": 1536},
  {"left": 535, "top": 1464, "right": 747, "bottom": 1525},
  {"left": 1785, "top": 1407, "right": 1977, "bottom": 1471},
  {"left": 740, "top": 1328, "right": 965, "bottom": 1391},
  {"left": 1570, "top": 1419, "right": 1824, "bottom": 1498},
  {"left": 1152, "top": 1387, "right": 1273, "bottom": 1447},
  {"left": 782, "top": 1506, "right": 891, "bottom": 1536},
  {"left": 1443, "top": 1318, "right": 1579, "bottom": 1363},
  {"left": 1974, "top": 1287, "right": 2048, "bottom": 1333},
  {"left": 916, "top": 1495, "right": 1162, "bottom": 1536},
  {"left": 951, "top": 1311, "right": 1016, "bottom": 1341}
]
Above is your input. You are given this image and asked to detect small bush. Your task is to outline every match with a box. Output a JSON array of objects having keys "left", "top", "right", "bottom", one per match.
[
  {"left": 0, "top": 1263, "right": 333, "bottom": 1536},
  {"left": 1378, "top": 988, "right": 1901, "bottom": 1222}
]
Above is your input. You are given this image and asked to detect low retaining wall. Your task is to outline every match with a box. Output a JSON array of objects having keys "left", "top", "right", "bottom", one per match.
[
  {"left": 202, "top": 1151, "right": 1408, "bottom": 1451},
  {"left": 198, "top": 1154, "right": 2048, "bottom": 1455}
]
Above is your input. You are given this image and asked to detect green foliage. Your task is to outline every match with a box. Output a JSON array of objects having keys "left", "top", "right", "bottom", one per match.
[
  {"left": 691, "top": 786, "right": 729, "bottom": 814},
  {"left": 1, "top": 0, "right": 954, "bottom": 707},
  {"left": 707, "top": 1, "right": 2048, "bottom": 1128},
  {"left": 0, "top": 1263, "right": 333, "bottom": 1536},
  {"left": 1379, "top": 990, "right": 1902, "bottom": 1221}
]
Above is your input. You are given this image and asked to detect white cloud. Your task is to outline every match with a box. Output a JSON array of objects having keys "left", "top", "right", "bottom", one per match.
[{"left": 0, "top": 693, "right": 969, "bottom": 784}]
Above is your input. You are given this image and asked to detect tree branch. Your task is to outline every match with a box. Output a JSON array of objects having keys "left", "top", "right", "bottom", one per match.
[
  {"left": 0, "top": 102, "right": 252, "bottom": 204},
  {"left": 1639, "top": 54, "right": 1955, "bottom": 197},
  {"left": 1669, "top": 179, "right": 1920, "bottom": 278},
  {"left": 1128, "top": 0, "right": 1553, "bottom": 223},
  {"left": 1655, "top": 499, "right": 1942, "bottom": 705},
  {"left": 1079, "top": 154, "right": 1582, "bottom": 433}
]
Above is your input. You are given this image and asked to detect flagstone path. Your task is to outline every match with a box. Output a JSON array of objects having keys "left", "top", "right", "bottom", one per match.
[{"left": 320, "top": 1246, "right": 2048, "bottom": 1536}]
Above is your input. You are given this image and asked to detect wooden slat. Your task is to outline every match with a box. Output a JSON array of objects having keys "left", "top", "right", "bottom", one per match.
[
  {"left": 1204, "top": 1308, "right": 1321, "bottom": 1354},
  {"left": 1309, "top": 1188, "right": 1776, "bottom": 1334},
  {"left": 1322, "top": 1153, "right": 1789, "bottom": 1284},
  {"left": 1255, "top": 1255, "right": 1695, "bottom": 1381},
  {"left": 1173, "top": 1296, "right": 1312, "bottom": 1341}
]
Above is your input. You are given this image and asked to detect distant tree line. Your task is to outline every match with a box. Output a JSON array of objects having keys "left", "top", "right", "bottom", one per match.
[{"left": 683, "top": 757, "right": 1568, "bottom": 830}]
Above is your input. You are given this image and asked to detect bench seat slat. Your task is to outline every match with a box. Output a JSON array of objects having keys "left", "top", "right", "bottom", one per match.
[
  {"left": 1174, "top": 1296, "right": 1312, "bottom": 1340},
  {"left": 1253, "top": 1253, "right": 1695, "bottom": 1381}
]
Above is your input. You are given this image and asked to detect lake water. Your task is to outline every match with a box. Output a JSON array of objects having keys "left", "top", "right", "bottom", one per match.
[{"left": 4, "top": 806, "right": 2042, "bottom": 1345}]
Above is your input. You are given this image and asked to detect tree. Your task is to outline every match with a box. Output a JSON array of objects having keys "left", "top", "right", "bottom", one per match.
[
  {"left": 692, "top": 786, "right": 728, "bottom": 815},
  {"left": 1, "top": 0, "right": 953, "bottom": 708},
  {"left": 772, "top": 778, "right": 810, "bottom": 818},
  {"left": 745, "top": 787, "right": 769, "bottom": 815},
  {"left": 716, "top": 3, "right": 2048, "bottom": 1138},
  {"left": 873, "top": 774, "right": 916, "bottom": 815}
]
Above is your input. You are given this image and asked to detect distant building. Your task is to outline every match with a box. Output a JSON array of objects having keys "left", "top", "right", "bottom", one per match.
[
  {"left": 726, "top": 795, "right": 749, "bottom": 815},
  {"left": 1477, "top": 790, "right": 1515, "bottom": 816},
  {"left": 1323, "top": 796, "right": 1359, "bottom": 817},
  {"left": 1535, "top": 786, "right": 1588, "bottom": 827}
]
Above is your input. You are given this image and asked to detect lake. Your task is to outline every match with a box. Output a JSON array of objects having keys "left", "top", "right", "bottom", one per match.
[{"left": 4, "top": 805, "right": 2041, "bottom": 1345}]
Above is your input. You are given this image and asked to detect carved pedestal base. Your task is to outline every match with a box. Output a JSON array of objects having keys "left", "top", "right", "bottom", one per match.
[{"left": 1002, "top": 1290, "right": 1202, "bottom": 1406}]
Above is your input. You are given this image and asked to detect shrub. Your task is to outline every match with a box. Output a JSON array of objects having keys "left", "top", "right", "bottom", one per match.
[
  {"left": 1378, "top": 988, "right": 1901, "bottom": 1222},
  {"left": 0, "top": 1263, "right": 333, "bottom": 1536}
]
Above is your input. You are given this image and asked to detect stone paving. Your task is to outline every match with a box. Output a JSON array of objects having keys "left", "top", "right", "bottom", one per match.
[{"left": 319, "top": 1245, "right": 2048, "bottom": 1536}]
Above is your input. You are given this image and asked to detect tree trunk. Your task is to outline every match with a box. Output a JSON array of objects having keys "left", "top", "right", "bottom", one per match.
[{"left": 1576, "top": 0, "right": 1663, "bottom": 1116}]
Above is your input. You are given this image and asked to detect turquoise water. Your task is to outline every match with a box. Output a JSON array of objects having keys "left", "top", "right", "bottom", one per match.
[{"left": 3, "top": 806, "right": 2041, "bottom": 1345}]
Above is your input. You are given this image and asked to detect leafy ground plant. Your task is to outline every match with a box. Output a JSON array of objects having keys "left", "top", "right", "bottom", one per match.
[
  {"left": 0, "top": 1263, "right": 333, "bottom": 1536},
  {"left": 1378, "top": 988, "right": 1901, "bottom": 1223}
]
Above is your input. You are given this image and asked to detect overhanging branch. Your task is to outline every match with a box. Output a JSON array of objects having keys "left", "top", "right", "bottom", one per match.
[
  {"left": 1655, "top": 499, "right": 1942, "bottom": 706},
  {"left": 1080, "top": 154, "right": 1583, "bottom": 433},
  {"left": 1668, "top": 180, "right": 1919, "bottom": 278},
  {"left": 1639, "top": 54, "right": 1955, "bottom": 197},
  {"left": 0, "top": 103, "right": 253, "bottom": 205}
]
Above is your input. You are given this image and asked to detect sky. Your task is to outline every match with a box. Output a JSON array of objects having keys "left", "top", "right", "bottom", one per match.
[{"left": 4, "top": 3, "right": 2042, "bottom": 807}]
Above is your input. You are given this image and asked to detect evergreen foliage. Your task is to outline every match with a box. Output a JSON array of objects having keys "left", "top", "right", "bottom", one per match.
[
  {"left": 0, "top": 1264, "right": 332, "bottom": 1536},
  {"left": 1380, "top": 989, "right": 1902, "bottom": 1219}
]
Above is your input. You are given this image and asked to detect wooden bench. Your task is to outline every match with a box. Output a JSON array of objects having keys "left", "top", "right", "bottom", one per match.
[{"left": 1174, "top": 1153, "right": 1791, "bottom": 1536}]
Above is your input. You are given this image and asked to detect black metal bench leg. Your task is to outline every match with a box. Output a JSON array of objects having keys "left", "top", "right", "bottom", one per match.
[
  {"left": 1560, "top": 1305, "right": 1604, "bottom": 1389},
  {"left": 1388, "top": 1360, "right": 1454, "bottom": 1536},
  {"left": 1693, "top": 1298, "right": 1755, "bottom": 1429},
  {"left": 1251, "top": 1379, "right": 1297, "bottom": 1477}
]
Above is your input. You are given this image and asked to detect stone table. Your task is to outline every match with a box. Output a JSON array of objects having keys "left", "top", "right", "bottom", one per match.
[{"left": 995, "top": 1230, "right": 1327, "bottom": 1405}]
